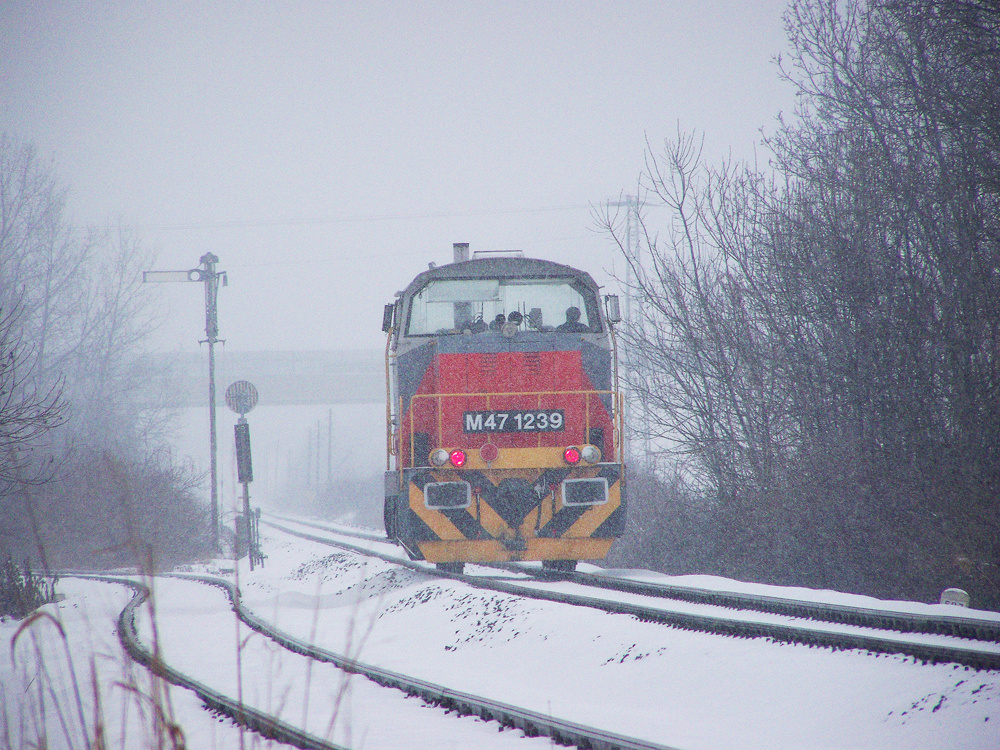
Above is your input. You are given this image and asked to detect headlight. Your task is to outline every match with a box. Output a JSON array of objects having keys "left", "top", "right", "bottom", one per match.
[
  {"left": 580, "top": 445, "right": 602, "bottom": 464},
  {"left": 430, "top": 448, "right": 449, "bottom": 467}
]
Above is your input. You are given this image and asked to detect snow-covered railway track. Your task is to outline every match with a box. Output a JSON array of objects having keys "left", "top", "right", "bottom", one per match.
[
  {"left": 265, "top": 515, "right": 1000, "bottom": 671},
  {"left": 271, "top": 513, "right": 1000, "bottom": 642},
  {"left": 80, "top": 576, "right": 347, "bottom": 750},
  {"left": 559, "top": 569, "right": 1000, "bottom": 643},
  {"left": 82, "top": 573, "right": 678, "bottom": 750}
]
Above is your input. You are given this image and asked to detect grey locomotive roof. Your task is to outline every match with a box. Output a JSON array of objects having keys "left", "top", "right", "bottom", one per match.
[{"left": 402, "top": 257, "right": 600, "bottom": 298}]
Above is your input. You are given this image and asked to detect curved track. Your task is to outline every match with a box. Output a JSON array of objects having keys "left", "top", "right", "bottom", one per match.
[
  {"left": 84, "top": 573, "right": 680, "bottom": 750},
  {"left": 264, "top": 513, "right": 1000, "bottom": 671},
  {"left": 93, "top": 576, "right": 348, "bottom": 750}
]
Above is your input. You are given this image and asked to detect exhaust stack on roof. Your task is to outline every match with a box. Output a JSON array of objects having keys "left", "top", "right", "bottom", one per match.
[{"left": 453, "top": 242, "right": 470, "bottom": 263}]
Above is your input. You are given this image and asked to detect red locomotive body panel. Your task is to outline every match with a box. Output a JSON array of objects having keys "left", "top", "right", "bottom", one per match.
[{"left": 400, "top": 350, "right": 614, "bottom": 466}]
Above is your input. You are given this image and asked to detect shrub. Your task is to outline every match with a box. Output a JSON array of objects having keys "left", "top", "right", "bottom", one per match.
[{"left": 0, "top": 557, "right": 57, "bottom": 619}]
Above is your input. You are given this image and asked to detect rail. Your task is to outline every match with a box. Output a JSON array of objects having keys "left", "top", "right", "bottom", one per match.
[
  {"left": 81, "top": 575, "right": 348, "bottom": 750},
  {"left": 78, "top": 572, "right": 678, "bottom": 750},
  {"left": 263, "top": 516, "right": 1000, "bottom": 671},
  {"left": 179, "top": 573, "right": 679, "bottom": 750},
  {"left": 276, "top": 515, "right": 1000, "bottom": 642}
]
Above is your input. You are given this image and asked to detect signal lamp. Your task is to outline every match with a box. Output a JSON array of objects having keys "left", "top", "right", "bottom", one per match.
[
  {"left": 449, "top": 449, "right": 467, "bottom": 467},
  {"left": 580, "top": 445, "right": 602, "bottom": 464},
  {"left": 430, "top": 449, "right": 449, "bottom": 467},
  {"left": 563, "top": 446, "right": 582, "bottom": 465}
]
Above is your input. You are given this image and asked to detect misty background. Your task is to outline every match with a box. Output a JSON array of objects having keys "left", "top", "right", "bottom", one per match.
[
  {"left": 1, "top": 1, "right": 791, "bottom": 354},
  {"left": 1, "top": 1, "right": 792, "bottom": 517},
  {"left": 7, "top": 1, "right": 994, "bottom": 610}
]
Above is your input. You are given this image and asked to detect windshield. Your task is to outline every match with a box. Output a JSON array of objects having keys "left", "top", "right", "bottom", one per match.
[{"left": 406, "top": 277, "right": 601, "bottom": 336}]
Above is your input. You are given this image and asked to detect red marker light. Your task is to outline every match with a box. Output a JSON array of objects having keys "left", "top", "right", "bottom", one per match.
[
  {"left": 449, "top": 449, "right": 467, "bottom": 467},
  {"left": 563, "top": 446, "right": 581, "bottom": 465}
]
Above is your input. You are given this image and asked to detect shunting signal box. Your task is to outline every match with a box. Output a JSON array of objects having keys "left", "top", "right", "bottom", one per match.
[{"left": 235, "top": 419, "right": 253, "bottom": 483}]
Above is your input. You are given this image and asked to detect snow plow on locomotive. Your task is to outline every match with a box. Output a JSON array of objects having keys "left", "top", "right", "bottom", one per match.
[{"left": 382, "top": 246, "right": 626, "bottom": 573}]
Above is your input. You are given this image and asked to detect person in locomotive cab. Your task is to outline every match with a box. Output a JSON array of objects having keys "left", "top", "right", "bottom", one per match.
[
  {"left": 527, "top": 307, "right": 544, "bottom": 330},
  {"left": 556, "top": 306, "right": 590, "bottom": 332},
  {"left": 489, "top": 313, "right": 506, "bottom": 331},
  {"left": 456, "top": 304, "right": 487, "bottom": 334}
]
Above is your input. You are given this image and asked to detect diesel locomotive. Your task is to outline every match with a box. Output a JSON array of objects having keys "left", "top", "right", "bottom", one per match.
[{"left": 382, "top": 244, "right": 625, "bottom": 573}]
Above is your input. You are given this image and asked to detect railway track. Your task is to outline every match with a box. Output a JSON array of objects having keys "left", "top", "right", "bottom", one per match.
[
  {"left": 264, "top": 513, "right": 1000, "bottom": 672},
  {"left": 85, "top": 576, "right": 348, "bottom": 750},
  {"left": 83, "top": 573, "right": 681, "bottom": 750}
]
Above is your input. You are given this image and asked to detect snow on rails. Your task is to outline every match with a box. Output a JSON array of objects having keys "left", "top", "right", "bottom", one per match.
[{"left": 268, "top": 513, "right": 1000, "bottom": 672}]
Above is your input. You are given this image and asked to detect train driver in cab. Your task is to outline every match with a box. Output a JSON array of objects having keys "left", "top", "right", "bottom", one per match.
[{"left": 556, "top": 306, "right": 590, "bottom": 332}]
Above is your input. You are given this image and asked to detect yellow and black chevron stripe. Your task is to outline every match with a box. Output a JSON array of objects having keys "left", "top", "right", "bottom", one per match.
[{"left": 393, "top": 464, "right": 624, "bottom": 563}]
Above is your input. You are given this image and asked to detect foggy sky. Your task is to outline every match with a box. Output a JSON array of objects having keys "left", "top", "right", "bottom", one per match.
[{"left": 1, "top": 1, "right": 793, "bottom": 355}]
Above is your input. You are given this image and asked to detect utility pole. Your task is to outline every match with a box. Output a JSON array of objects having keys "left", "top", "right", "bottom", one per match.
[
  {"left": 307, "top": 429, "right": 313, "bottom": 488},
  {"left": 606, "top": 196, "right": 655, "bottom": 468},
  {"left": 327, "top": 408, "right": 333, "bottom": 487},
  {"left": 606, "top": 196, "right": 641, "bottom": 323},
  {"left": 606, "top": 196, "right": 639, "bottom": 462},
  {"left": 144, "top": 253, "right": 227, "bottom": 549},
  {"left": 315, "top": 420, "right": 321, "bottom": 488}
]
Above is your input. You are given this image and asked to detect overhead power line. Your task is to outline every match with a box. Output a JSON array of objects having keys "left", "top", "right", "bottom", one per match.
[{"left": 141, "top": 203, "right": 593, "bottom": 232}]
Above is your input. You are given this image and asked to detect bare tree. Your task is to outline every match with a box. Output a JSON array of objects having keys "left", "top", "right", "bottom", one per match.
[
  {"left": 61, "top": 221, "right": 161, "bottom": 447},
  {"left": 0, "top": 133, "right": 210, "bottom": 567},
  {"left": 598, "top": 133, "right": 794, "bottom": 501},
  {"left": 602, "top": 0, "right": 1000, "bottom": 605},
  {"left": 0, "top": 303, "right": 67, "bottom": 491},
  {"left": 0, "top": 135, "right": 161, "bottom": 451}
]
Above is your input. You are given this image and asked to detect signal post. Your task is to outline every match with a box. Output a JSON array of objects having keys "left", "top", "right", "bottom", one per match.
[
  {"left": 143, "top": 253, "right": 227, "bottom": 549},
  {"left": 226, "top": 380, "right": 264, "bottom": 569}
]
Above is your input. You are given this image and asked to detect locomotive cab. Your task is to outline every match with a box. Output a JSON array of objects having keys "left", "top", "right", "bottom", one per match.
[{"left": 382, "top": 251, "right": 625, "bottom": 573}]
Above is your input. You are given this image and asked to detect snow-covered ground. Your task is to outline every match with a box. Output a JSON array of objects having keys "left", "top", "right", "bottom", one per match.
[
  {"left": 2, "top": 526, "right": 998, "bottom": 749},
  {"left": 0, "top": 578, "right": 266, "bottom": 749}
]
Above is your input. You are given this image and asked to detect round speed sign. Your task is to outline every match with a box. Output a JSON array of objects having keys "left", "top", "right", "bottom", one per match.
[{"left": 225, "top": 380, "right": 259, "bottom": 415}]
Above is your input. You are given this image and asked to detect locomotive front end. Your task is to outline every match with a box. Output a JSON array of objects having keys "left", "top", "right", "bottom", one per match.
[{"left": 383, "top": 253, "right": 625, "bottom": 572}]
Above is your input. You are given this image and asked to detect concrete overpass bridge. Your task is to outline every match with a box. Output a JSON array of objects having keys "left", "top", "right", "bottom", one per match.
[{"left": 141, "top": 349, "right": 385, "bottom": 408}]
